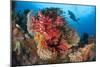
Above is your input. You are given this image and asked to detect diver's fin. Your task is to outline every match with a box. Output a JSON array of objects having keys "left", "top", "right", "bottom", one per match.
[{"left": 75, "top": 18, "right": 80, "bottom": 24}]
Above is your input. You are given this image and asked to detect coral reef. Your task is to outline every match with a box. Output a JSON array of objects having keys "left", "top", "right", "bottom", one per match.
[{"left": 12, "top": 8, "right": 96, "bottom": 66}]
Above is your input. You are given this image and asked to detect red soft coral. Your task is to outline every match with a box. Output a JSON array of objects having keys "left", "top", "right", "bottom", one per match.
[{"left": 30, "top": 11, "right": 69, "bottom": 60}]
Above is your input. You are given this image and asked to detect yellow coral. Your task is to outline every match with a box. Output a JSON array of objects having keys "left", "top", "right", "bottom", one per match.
[
  {"left": 34, "top": 32, "right": 47, "bottom": 48},
  {"left": 34, "top": 32, "right": 44, "bottom": 42}
]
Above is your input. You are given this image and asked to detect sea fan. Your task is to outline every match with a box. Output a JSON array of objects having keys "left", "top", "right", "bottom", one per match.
[
  {"left": 37, "top": 47, "right": 57, "bottom": 60},
  {"left": 34, "top": 32, "right": 57, "bottom": 60}
]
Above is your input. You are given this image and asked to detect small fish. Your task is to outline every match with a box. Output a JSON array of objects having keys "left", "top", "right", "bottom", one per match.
[{"left": 68, "top": 10, "right": 79, "bottom": 23}]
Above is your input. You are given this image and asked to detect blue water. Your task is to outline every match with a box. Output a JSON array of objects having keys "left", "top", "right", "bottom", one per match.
[{"left": 13, "top": 1, "right": 96, "bottom": 36}]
